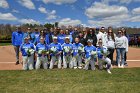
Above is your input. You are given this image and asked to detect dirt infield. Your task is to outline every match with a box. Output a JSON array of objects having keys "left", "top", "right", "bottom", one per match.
[{"left": 0, "top": 45, "right": 140, "bottom": 70}]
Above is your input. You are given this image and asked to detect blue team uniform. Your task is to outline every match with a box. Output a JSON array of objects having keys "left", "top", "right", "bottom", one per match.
[
  {"left": 33, "top": 32, "right": 40, "bottom": 44},
  {"left": 20, "top": 43, "right": 35, "bottom": 56},
  {"left": 97, "top": 46, "right": 108, "bottom": 59},
  {"left": 36, "top": 43, "right": 48, "bottom": 57},
  {"left": 49, "top": 43, "right": 62, "bottom": 56},
  {"left": 22, "top": 32, "right": 35, "bottom": 43},
  {"left": 62, "top": 43, "right": 73, "bottom": 56},
  {"left": 84, "top": 45, "right": 96, "bottom": 58},
  {"left": 45, "top": 34, "right": 50, "bottom": 44},
  {"left": 57, "top": 34, "right": 66, "bottom": 45},
  {"left": 72, "top": 43, "right": 84, "bottom": 56},
  {"left": 12, "top": 31, "right": 24, "bottom": 46}
]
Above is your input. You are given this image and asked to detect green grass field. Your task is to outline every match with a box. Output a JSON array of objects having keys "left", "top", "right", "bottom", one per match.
[
  {"left": 0, "top": 43, "right": 11, "bottom": 46},
  {"left": 0, "top": 68, "right": 140, "bottom": 93}
]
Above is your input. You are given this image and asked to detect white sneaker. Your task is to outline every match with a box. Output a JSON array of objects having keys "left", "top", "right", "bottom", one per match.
[
  {"left": 78, "top": 66, "right": 82, "bottom": 69},
  {"left": 74, "top": 67, "right": 77, "bottom": 69},
  {"left": 120, "top": 65, "right": 124, "bottom": 68},
  {"left": 118, "top": 64, "right": 121, "bottom": 68},
  {"left": 107, "top": 69, "right": 112, "bottom": 74}
]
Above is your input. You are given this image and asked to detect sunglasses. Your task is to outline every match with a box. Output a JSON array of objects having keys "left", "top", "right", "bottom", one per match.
[{"left": 108, "top": 32, "right": 112, "bottom": 33}]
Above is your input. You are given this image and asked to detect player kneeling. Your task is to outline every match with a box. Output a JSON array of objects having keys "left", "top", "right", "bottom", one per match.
[
  {"left": 20, "top": 37, "right": 35, "bottom": 70},
  {"left": 72, "top": 37, "right": 84, "bottom": 69},
  {"left": 97, "top": 39, "right": 112, "bottom": 74},
  {"left": 84, "top": 39, "right": 97, "bottom": 70},
  {"left": 62, "top": 37, "right": 73, "bottom": 68},
  {"left": 49, "top": 37, "right": 62, "bottom": 69},
  {"left": 35, "top": 37, "right": 49, "bottom": 69}
]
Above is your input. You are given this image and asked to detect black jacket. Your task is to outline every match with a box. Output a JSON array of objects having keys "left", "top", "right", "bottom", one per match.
[{"left": 85, "top": 34, "right": 97, "bottom": 46}]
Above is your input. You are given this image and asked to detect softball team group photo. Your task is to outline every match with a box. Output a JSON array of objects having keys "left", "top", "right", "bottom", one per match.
[{"left": 12, "top": 26, "right": 128, "bottom": 74}]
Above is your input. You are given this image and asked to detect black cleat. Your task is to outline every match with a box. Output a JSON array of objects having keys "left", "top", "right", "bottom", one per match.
[{"left": 15, "top": 61, "right": 19, "bottom": 65}]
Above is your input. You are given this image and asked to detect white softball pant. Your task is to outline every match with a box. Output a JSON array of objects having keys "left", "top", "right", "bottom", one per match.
[
  {"left": 63, "top": 55, "right": 73, "bottom": 68},
  {"left": 72, "top": 55, "right": 82, "bottom": 68},
  {"left": 98, "top": 57, "right": 111, "bottom": 70},
  {"left": 22, "top": 55, "right": 34, "bottom": 70},
  {"left": 84, "top": 58, "right": 95, "bottom": 70},
  {"left": 49, "top": 56, "right": 62, "bottom": 69},
  {"left": 35, "top": 56, "right": 48, "bottom": 69}
]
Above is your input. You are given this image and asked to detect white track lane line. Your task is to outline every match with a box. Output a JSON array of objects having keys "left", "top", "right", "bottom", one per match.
[{"left": 0, "top": 62, "right": 15, "bottom": 63}]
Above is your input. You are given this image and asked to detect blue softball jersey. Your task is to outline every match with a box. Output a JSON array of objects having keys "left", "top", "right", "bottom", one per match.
[
  {"left": 72, "top": 43, "right": 84, "bottom": 56},
  {"left": 97, "top": 46, "right": 108, "bottom": 59},
  {"left": 49, "top": 43, "right": 62, "bottom": 56},
  {"left": 84, "top": 45, "right": 96, "bottom": 58},
  {"left": 20, "top": 43, "right": 35, "bottom": 56},
  {"left": 57, "top": 34, "right": 66, "bottom": 45},
  {"left": 62, "top": 43, "right": 73, "bottom": 56}
]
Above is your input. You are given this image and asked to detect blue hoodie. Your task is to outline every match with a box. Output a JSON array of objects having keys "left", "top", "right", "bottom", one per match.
[
  {"left": 12, "top": 31, "right": 24, "bottom": 46},
  {"left": 32, "top": 32, "right": 40, "bottom": 44},
  {"left": 84, "top": 45, "right": 96, "bottom": 58},
  {"left": 20, "top": 43, "right": 35, "bottom": 56},
  {"left": 57, "top": 34, "right": 66, "bottom": 45},
  {"left": 45, "top": 34, "right": 50, "bottom": 44},
  {"left": 72, "top": 43, "right": 84, "bottom": 56},
  {"left": 36, "top": 43, "right": 48, "bottom": 57},
  {"left": 49, "top": 42, "right": 62, "bottom": 56},
  {"left": 22, "top": 32, "right": 35, "bottom": 43}
]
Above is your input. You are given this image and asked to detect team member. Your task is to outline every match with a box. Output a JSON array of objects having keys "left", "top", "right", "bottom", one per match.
[
  {"left": 33, "top": 28, "right": 40, "bottom": 45},
  {"left": 84, "top": 39, "right": 97, "bottom": 70},
  {"left": 49, "top": 37, "right": 62, "bottom": 69},
  {"left": 22, "top": 28, "right": 35, "bottom": 43},
  {"left": 65, "top": 29, "right": 73, "bottom": 43},
  {"left": 35, "top": 37, "right": 49, "bottom": 69},
  {"left": 72, "top": 37, "right": 84, "bottom": 69},
  {"left": 12, "top": 27, "right": 24, "bottom": 65},
  {"left": 115, "top": 30, "right": 128, "bottom": 68},
  {"left": 57, "top": 29, "right": 66, "bottom": 45},
  {"left": 62, "top": 37, "right": 73, "bottom": 68},
  {"left": 20, "top": 37, "right": 35, "bottom": 70},
  {"left": 97, "top": 39, "right": 112, "bottom": 74}
]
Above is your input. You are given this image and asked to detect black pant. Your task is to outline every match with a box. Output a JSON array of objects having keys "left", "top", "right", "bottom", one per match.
[{"left": 107, "top": 48, "right": 114, "bottom": 65}]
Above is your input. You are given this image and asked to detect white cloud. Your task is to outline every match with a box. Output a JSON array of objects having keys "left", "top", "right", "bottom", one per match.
[
  {"left": 59, "top": 18, "right": 81, "bottom": 26},
  {"left": 0, "top": 0, "right": 9, "bottom": 8},
  {"left": 85, "top": 2, "right": 128, "bottom": 19},
  {"left": 19, "top": 19, "right": 40, "bottom": 24},
  {"left": 12, "top": 9, "right": 19, "bottom": 13},
  {"left": 102, "top": 0, "right": 140, "bottom": 4},
  {"left": 132, "top": 7, "right": 140, "bottom": 14},
  {"left": 42, "top": 0, "right": 77, "bottom": 5},
  {"left": 18, "top": 0, "right": 35, "bottom": 9},
  {"left": 0, "top": 12, "right": 17, "bottom": 21},
  {"left": 46, "top": 10, "right": 57, "bottom": 20},
  {"left": 38, "top": 6, "right": 47, "bottom": 13},
  {"left": 38, "top": 6, "right": 57, "bottom": 20},
  {"left": 88, "top": 13, "right": 130, "bottom": 27},
  {"left": 129, "top": 15, "right": 140, "bottom": 22}
]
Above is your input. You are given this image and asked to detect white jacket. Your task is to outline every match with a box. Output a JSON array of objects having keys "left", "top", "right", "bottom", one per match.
[
  {"left": 115, "top": 36, "right": 128, "bottom": 52},
  {"left": 96, "top": 32, "right": 107, "bottom": 46},
  {"left": 106, "top": 36, "right": 115, "bottom": 49}
]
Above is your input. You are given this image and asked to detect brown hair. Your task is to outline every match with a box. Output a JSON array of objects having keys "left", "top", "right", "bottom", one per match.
[{"left": 107, "top": 29, "right": 115, "bottom": 41}]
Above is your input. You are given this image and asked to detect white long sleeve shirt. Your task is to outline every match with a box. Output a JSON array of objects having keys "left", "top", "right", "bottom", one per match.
[
  {"left": 106, "top": 36, "right": 115, "bottom": 49},
  {"left": 115, "top": 36, "right": 128, "bottom": 52}
]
